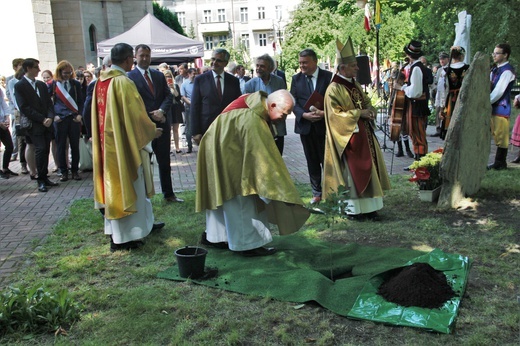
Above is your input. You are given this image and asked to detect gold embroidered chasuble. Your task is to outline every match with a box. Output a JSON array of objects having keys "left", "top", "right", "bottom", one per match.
[
  {"left": 323, "top": 77, "right": 390, "bottom": 200},
  {"left": 196, "top": 91, "right": 310, "bottom": 235},
  {"left": 92, "top": 68, "right": 157, "bottom": 220}
]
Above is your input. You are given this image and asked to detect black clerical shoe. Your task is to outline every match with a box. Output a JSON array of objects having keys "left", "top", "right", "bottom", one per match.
[
  {"left": 151, "top": 222, "right": 165, "bottom": 231},
  {"left": 240, "top": 247, "right": 277, "bottom": 257},
  {"left": 200, "top": 232, "right": 229, "bottom": 249},
  {"left": 347, "top": 211, "right": 381, "bottom": 222},
  {"left": 110, "top": 240, "right": 144, "bottom": 252}
]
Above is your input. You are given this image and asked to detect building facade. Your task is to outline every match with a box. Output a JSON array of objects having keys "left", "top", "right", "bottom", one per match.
[
  {"left": 159, "top": 0, "right": 300, "bottom": 70},
  {"left": 1, "top": 0, "right": 152, "bottom": 76}
]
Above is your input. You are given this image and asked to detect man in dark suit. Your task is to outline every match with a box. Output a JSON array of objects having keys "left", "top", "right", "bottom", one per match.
[
  {"left": 128, "top": 44, "right": 183, "bottom": 203},
  {"left": 190, "top": 48, "right": 242, "bottom": 144},
  {"left": 14, "top": 58, "right": 58, "bottom": 192},
  {"left": 290, "top": 49, "right": 333, "bottom": 204}
]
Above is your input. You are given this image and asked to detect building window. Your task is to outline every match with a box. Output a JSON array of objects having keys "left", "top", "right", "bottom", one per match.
[
  {"left": 218, "top": 9, "right": 226, "bottom": 22},
  {"left": 241, "top": 34, "right": 250, "bottom": 49},
  {"left": 218, "top": 35, "right": 228, "bottom": 46},
  {"left": 205, "top": 36, "right": 214, "bottom": 50},
  {"left": 177, "top": 12, "right": 186, "bottom": 27},
  {"left": 88, "top": 24, "right": 96, "bottom": 51},
  {"left": 204, "top": 10, "right": 212, "bottom": 23},
  {"left": 258, "top": 7, "right": 265, "bottom": 20},
  {"left": 240, "top": 7, "right": 248, "bottom": 22},
  {"left": 275, "top": 6, "right": 282, "bottom": 20},
  {"left": 258, "top": 33, "right": 267, "bottom": 47}
]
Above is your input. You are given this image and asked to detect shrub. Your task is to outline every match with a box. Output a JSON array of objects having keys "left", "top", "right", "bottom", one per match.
[{"left": 0, "top": 285, "right": 83, "bottom": 335}]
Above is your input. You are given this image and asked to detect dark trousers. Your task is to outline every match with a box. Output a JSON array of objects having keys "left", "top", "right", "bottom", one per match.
[
  {"left": 300, "top": 127, "right": 325, "bottom": 197},
  {"left": 28, "top": 131, "right": 52, "bottom": 181},
  {"left": 152, "top": 119, "right": 175, "bottom": 198},
  {"left": 0, "top": 127, "right": 14, "bottom": 170},
  {"left": 184, "top": 105, "right": 192, "bottom": 150},
  {"left": 54, "top": 117, "right": 81, "bottom": 174},
  {"left": 274, "top": 136, "right": 284, "bottom": 156},
  {"left": 18, "top": 136, "right": 27, "bottom": 164}
]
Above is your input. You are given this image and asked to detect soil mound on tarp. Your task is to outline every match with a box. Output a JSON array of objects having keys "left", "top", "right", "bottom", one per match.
[{"left": 377, "top": 262, "right": 456, "bottom": 309}]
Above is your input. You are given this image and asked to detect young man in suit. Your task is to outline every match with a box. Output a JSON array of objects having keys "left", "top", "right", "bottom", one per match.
[
  {"left": 128, "top": 44, "right": 183, "bottom": 203},
  {"left": 14, "top": 58, "right": 58, "bottom": 192},
  {"left": 190, "top": 48, "right": 242, "bottom": 145},
  {"left": 290, "top": 49, "right": 333, "bottom": 204}
]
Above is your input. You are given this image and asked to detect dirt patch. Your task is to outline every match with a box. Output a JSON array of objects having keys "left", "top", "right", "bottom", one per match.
[{"left": 377, "top": 262, "right": 456, "bottom": 309}]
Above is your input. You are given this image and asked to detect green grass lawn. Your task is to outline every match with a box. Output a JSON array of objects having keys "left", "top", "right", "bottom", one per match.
[{"left": 1, "top": 169, "right": 519, "bottom": 345}]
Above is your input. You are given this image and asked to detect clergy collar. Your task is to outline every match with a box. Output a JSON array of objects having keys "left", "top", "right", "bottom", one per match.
[{"left": 336, "top": 73, "right": 353, "bottom": 83}]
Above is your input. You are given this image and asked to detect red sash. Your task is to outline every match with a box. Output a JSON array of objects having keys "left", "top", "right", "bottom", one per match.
[
  {"left": 55, "top": 82, "right": 79, "bottom": 113},
  {"left": 95, "top": 79, "right": 111, "bottom": 199}
]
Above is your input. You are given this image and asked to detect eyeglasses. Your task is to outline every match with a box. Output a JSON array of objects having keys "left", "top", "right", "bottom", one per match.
[{"left": 492, "top": 52, "right": 504, "bottom": 56}]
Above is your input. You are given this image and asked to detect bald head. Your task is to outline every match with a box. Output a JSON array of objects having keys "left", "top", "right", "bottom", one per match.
[{"left": 266, "top": 90, "right": 294, "bottom": 123}]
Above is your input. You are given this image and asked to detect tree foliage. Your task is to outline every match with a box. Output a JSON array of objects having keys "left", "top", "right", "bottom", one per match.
[
  {"left": 283, "top": 0, "right": 519, "bottom": 71},
  {"left": 153, "top": 2, "right": 186, "bottom": 36}
]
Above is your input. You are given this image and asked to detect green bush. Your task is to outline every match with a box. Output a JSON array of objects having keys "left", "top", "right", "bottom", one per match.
[{"left": 0, "top": 285, "right": 83, "bottom": 335}]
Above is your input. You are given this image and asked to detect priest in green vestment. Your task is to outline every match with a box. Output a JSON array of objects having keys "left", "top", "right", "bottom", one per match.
[{"left": 196, "top": 90, "right": 310, "bottom": 256}]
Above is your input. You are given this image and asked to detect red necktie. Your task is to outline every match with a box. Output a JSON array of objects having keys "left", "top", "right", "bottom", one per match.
[
  {"left": 216, "top": 75, "right": 222, "bottom": 99},
  {"left": 144, "top": 70, "right": 154, "bottom": 94}
]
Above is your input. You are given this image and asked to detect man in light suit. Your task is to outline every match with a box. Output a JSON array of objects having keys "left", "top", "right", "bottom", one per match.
[
  {"left": 290, "top": 49, "right": 333, "bottom": 205},
  {"left": 128, "top": 44, "right": 183, "bottom": 203},
  {"left": 14, "top": 58, "right": 58, "bottom": 192},
  {"left": 190, "top": 48, "right": 242, "bottom": 144}
]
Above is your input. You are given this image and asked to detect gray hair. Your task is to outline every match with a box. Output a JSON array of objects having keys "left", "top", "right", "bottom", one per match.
[
  {"left": 256, "top": 54, "right": 275, "bottom": 72},
  {"left": 102, "top": 55, "right": 112, "bottom": 68},
  {"left": 213, "top": 48, "right": 230, "bottom": 62}
]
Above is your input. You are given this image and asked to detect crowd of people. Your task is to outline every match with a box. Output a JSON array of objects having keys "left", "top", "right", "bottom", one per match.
[{"left": 0, "top": 39, "right": 517, "bottom": 254}]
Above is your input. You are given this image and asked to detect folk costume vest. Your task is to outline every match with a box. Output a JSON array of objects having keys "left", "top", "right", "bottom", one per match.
[{"left": 491, "top": 63, "right": 515, "bottom": 117}]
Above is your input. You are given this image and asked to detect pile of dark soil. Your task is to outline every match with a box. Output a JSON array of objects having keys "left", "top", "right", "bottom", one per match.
[{"left": 377, "top": 262, "right": 455, "bottom": 309}]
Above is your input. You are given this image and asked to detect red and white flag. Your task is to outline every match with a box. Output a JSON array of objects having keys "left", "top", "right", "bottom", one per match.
[{"left": 364, "top": 3, "right": 371, "bottom": 32}]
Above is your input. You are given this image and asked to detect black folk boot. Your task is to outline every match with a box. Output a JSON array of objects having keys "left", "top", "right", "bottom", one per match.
[
  {"left": 404, "top": 139, "right": 414, "bottom": 158},
  {"left": 487, "top": 147, "right": 508, "bottom": 170},
  {"left": 395, "top": 141, "right": 404, "bottom": 157}
]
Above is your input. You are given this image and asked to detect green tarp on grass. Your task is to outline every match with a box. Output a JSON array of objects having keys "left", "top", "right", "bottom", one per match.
[{"left": 157, "top": 234, "right": 470, "bottom": 333}]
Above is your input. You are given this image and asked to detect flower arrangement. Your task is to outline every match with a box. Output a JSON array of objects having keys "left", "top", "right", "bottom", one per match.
[{"left": 408, "top": 148, "right": 443, "bottom": 190}]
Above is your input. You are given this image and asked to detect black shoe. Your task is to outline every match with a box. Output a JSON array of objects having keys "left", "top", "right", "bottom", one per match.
[
  {"left": 347, "top": 212, "right": 381, "bottom": 222},
  {"left": 4, "top": 169, "right": 18, "bottom": 176},
  {"left": 403, "top": 166, "right": 411, "bottom": 171},
  {"left": 406, "top": 150, "right": 414, "bottom": 158},
  {"left": 200, "top": 232, "right": 229, "bottom": 249},
  {"left": 38, "top": 182, "right": 48, "bottom": 192},
  {"left": 240, "top": 247, "right": 277, "bottom": 257},
  {"left": 511, "top": 156, "right": 520, "bottom": 164},
  {"left": 60, "top": 173, "right": 69, "bottom": 182},
  {"left": 72, "top": 172, "right": 82, "bottom": 180},
  {"left": 110, "top": 239, "right": 144, "bottom": 252},
  {"left": 0, "top": 171, "right": 9, "bottom": 179},
  {"left": 30, "top": 174, "right": 37, "bottom": 180},
  {"left": 44, "top": 178, "right": 59, "bottom": 186},
  {"left": 152, "top": 222, "right": 165, "bottom": 231},
  {"left": 395, "top": 150, "right": 404, "bottom": 157},
  {"left": 165, "top": 195, "right": 184, "bottom": 203}
]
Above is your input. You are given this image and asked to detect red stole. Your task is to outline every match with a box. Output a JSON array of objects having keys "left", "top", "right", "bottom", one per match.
[
  {"left": 222, "top": 94, "right": 249, "bottom": 113},
  {"left": 95, "top": 78, "right": 111, "bottom": 198},
  {"left": 332, "top": 75, "right": 372, "bottom": 195}
]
